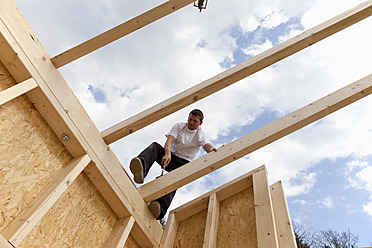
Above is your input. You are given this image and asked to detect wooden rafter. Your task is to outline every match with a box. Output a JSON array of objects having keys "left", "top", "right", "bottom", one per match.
[
  {"left": 0, "top": 1, "right": 162, "bottom": 246},
  {"left": 139, "top": 74, "right": 372, "bottom": 203},
  {"left": 101, "top": 0, "right": 372, "bottom": 144},
  {"left": 51, "top": 0, "right": 196, "bottom": 68},
  {"left": 1, "top": 155, "right": 91, "bottom": 247}
]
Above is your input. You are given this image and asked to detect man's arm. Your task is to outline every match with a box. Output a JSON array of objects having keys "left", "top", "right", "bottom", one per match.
[
  {"left": 203, "top": 143, "right": 217, "bottom": 153},
  {"left": 162, "top": 135, "right": 176, "bottom": 168}
]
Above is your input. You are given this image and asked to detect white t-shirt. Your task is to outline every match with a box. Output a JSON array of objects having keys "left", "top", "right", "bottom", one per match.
[{"left": 166, "top": 122, "right": 209, "bottom": 161}]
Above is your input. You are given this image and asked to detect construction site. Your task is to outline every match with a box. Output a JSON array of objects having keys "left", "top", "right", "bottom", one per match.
[{"left": 1, "top": 0, "right": 372, "bottom": 247}]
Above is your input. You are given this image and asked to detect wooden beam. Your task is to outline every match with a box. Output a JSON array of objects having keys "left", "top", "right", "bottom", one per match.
[
  {"left": 171, "top": 166, "right": 262, "bottom": 222},
  {"left": 270, "top": 181, "right": 297, "bottom": 248},
  {"left": 139, "top": 73, "right": 372, "bottom": 203},
  {"left": 0, "top": 1, "right": 163, "bottom": 246},
  {"left": 159, "top": 213, "right": 179, "bottom": 248},
  {"left": 1, "top": 155, "right": 91, "bottom": 247},
  {"left": 0, "top": 235, "right": 13, "bottom": 248},
  {"left": 0, "top": 78, "right": 37, "bottom": 106},
  {"left": 104, "top": 216, "right": 135, "bottom": 248},
  {"left": 203, "top": 193, "right": 220, "bottom": 248},
  {"left": 253, "top": 168, "right": 278, "bottom": 248},
  {"left": 50, "top": 0, "right": 195, "bottom": 68},
  {"left": 101, "top": 0, "right": 372, "bottom": 144}
]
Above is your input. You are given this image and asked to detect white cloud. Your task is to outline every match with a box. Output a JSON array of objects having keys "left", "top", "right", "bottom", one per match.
[{"left": 242, "top": 39, "right": 273, "bottom": 57}]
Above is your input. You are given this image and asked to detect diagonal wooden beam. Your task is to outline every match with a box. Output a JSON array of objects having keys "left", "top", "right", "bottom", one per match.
[
  {"left": 0, "top": 235, "right": 13, "bottom": 248},
  {"left": 104, "top": 216, "right": 135, "bottom": 248},
  {"left": 101, "top": 0, "right": 372, "bottom": 144},
  {"left": 0, "top": 77, "right": 37, "bottom": 106},
  {"left": 51, "top": 0, "right": 196, "bottom": 68},
  {"left": 1, "top": 155, "right": 91, "bottom": 247},
  {"left": 139, "top": 73, "right": 372, "bottom": 202}
]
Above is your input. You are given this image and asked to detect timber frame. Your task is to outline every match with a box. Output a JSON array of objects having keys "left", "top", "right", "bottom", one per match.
[{"left": 0, "top": 0, "right": 371, "bottom": 247}]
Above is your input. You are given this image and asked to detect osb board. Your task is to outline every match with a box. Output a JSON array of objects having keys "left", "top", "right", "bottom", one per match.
[
  {"left": 0, "top": 61, "right": 72, "bottom": 232},
  {"left": 124, "top": 234, "right": 140, "bottom": 248},
  {"left": 216, "top": 186, "right": 257, "bottom": 248},
  {"left": 173, "top": 209, "right": 207, "bottom": 248},
  {"left": 19, "top": 172, "right": 118, "bottom": 247}
]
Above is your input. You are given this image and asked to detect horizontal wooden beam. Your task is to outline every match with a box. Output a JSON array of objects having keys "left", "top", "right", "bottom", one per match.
[
  {"left": 139, "top": 73, "right": 372, "bottom": 203},
  {"left": 101, "top": 0, "right": 372, "bottom": 144},
  {"left": 1, "top": 155, "right": 91, "bottom": 247},
  {"left": 104, "top": 216, "right": 135, "bottom": 248},
  {"left": 270, "top": 181, "right": 297, "bottom": 248},
  {"left": 0, "top": 78, "right": 37, "bottom": 106},
  {"left": 253, "top": 168, "right": 278, "bottom": 247},
  {"left": 0, "top": 1, "right": 163, "bottom": 246},
  {"left": 51, "top": 0, "right": 195, "bottom": 68}
]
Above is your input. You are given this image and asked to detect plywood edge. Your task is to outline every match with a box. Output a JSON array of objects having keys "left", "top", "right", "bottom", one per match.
[{"left": 270, "top": 181, "right": 296, "bottom": 248}]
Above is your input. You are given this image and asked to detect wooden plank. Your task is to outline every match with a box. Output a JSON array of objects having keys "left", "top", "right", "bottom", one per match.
[
  {"left": 0, "top": 234, "right": 13, "bottom": 248},
  {"left": 203, "top": 193, "right": 220, "bottom": 248},
  {"left": 270, "top": 181, "right": 296, "bottom": 248},
  {"left": 0, "top": 1, "right": 163, "bottom": 247},
  {"left": 253, "top": 168, "right": 278, "bottom": 248},
  {"left": 158, "top": 213, "right": 179, "bottom": 248},
  {"left": 139, "top": 73, "right": 372, "bottom": 203},
  {"left": 101, "top": 0, "right": 372, "bottom": 144},
  {"left": 104, "top": 216, "right": 135, "bottom": 248},
  {"left": 0, "top": 77, "right": 37, "bottom": 105},
  {"left": 1, "top": 154, "right": 91, "bottom": 247},
  {"left": 172, "top": 166, "right": 262, "bottom": 222},
  {"left": 51, "top": 0, "right": 195, "bottom": 68}
]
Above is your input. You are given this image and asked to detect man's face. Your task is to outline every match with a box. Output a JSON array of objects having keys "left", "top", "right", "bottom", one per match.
[{"left": 187, "top": 114, "right": 202, "bottom": 130}]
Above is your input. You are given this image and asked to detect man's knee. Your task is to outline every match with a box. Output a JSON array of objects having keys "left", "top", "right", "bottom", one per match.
[{"left": 149, "top": 142, "right": 162, "bottom": 150}]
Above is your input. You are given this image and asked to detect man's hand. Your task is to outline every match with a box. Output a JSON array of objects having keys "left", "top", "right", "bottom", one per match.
[
  {"left": 204, "top": 143, "right": 217, "bottom": 153},
  {"left": 162, "top": 135, "right": 176, "bottom": 168},
  {"left": 161, "top": 153, "right": 171, "bottom": 168}
]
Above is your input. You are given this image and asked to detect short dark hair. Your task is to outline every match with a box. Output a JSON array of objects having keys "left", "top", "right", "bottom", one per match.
[{"left": 189, "top": 109, "right": 204, "bottom": 122}]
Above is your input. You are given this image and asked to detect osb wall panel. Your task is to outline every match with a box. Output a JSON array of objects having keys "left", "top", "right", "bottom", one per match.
[
  {"left": 0, "top": 61, "right": 72, "bottom": 232},
  {"left": 173, "top": 209, "right": 207, "bottom": 248},
  {"left": 19, "top": 172, "right": 117, "bottom": 247},
  {"left": 124, "top": 235, "right": 140, "bottom": 248},
  {"left": 216, "top": 186, "right": 257, "bottom": 248}
]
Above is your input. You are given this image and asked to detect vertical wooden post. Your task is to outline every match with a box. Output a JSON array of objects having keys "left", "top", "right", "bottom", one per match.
[
  {"left": 270, "top": 181, "right": 297, "bottom": 248},
  {"left": 159, "top": 213, "right": 179, "bottom": 248},
  {"left": 203, "top": 193, "right": 220, "bottom": 248},
  {"left": 104, "top": 216, "right": 135, "bottom": 248},
  {"left": 253, "top": 168, "right": 279, "bottom": 248}
]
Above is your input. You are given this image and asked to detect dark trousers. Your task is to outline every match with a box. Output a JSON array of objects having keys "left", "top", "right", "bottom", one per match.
[{"left": 137, "top": 142, "right": 189, "bottom": 220}]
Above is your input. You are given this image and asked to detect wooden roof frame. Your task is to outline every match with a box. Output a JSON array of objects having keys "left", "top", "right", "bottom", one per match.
[{"left": 1, "top": 0, "right": 371, "bottom": 247}]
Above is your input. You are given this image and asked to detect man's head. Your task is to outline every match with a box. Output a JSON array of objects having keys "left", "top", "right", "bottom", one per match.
[{"left": 187, "top": 109, "right": 204, "bottom": 130}]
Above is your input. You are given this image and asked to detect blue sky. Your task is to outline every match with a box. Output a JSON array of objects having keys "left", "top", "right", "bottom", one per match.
[{"left": 13, "top": 0, "right": 372, "bottom": 245}]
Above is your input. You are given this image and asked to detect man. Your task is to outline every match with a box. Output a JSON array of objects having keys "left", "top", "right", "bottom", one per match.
[{"left": 130, "top": 109, "right": 217, "bottom": 220}]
